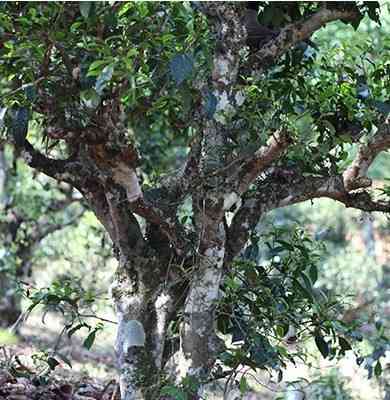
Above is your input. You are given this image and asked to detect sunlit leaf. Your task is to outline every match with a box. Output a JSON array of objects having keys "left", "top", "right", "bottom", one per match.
[
  {"left": 0, "top": 329, "right": 18, "bottom": 346},
  {"left": 239, "top": 376, "right": 249, "bottom": 394},
  {"left": 80, "top": 2, "right": 92, "bottom": 19},
  {"left": 95, "top": 65, "right": 114, "bottom": 95}
]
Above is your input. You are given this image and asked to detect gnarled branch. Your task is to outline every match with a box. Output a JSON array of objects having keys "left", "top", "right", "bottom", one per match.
[
  {"left": 226, "top": 169, "right": 390, "bottom": 265},
  {"left": 343, "top": 121, "right": 390, "bottom": 191},
  {"left": 232, "top": 130, "right": 292, "bottom": 195},
  {"left": 245, "top": 5, "right": 360, "bottom": 72},
  {"left": 19, "top": 140, "right": 81, "bottom": 186}
]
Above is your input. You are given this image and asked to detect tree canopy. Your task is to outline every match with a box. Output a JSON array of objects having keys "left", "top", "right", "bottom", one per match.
[{"left": 0, "top": 2, "right": 389, "bottom": 399}]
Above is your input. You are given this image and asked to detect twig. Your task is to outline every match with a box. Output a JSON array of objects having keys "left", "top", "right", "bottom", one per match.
[
  {"left": 0, "top": 77, "right": 45, "bottom": 101},
  {"left": 78, "top": 313, "right": 117, "bottom": 325}
]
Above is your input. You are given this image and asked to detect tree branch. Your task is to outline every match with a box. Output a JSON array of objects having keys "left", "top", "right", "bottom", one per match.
[
  {"left": 245, "top": 5, "right": 360, "bottom": 72},
  {"left": 20, "top": 140, "right": 81, "bottom": 186},
  {"left": 226, "top": 169, "right": 390, "bottom": 265},
  {"left": 198, "top": 3, "right": 246, "bottom": 173},
  {"left": 177, "top": 135, "right": 202, "bottom": 195},
  {"left": 34, "top": 209, "right": 85, "bottom": 243},
  {"left": 343, "top": 121, "right": 390, "bottom": 191},
  {"left": 46, "top": 126, "right": 107, "bottom": 145},
  {"left": 105, "top": 191, "right": 146, "bottom": 258},
  {"left": 81, "top": 182, "right": 116, "bottom": 241},
  {"left": 54, "top": 43, "right": 74, "bottom": 78},
  {"left": 231, "top": 130, "right": 292, "bottom": 195}
]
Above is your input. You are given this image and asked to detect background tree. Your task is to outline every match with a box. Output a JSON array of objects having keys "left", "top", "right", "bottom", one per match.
[
  {"left": 0, "top": 2, "right": 389, "bottom": 399},
  {"left": 0, "top": 144, "right": 84, "bottom": 328}
]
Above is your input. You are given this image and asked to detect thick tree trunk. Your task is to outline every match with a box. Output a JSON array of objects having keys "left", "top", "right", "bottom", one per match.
[
  {"left": 107, "top": 201, "right": 227, "bottom": 399},
  {"left": 110, "top": 254, "right": 171, "bottom": 400},
  {"left": 179, "top": 224, "right": 226, "bottom": 381}
]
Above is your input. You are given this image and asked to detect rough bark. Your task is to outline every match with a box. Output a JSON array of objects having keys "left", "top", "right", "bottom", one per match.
[
  {"left": 3, "top": 2, "right": 389, "bottom": 399},
  {"left": 179, "top": 222, "right": 226, "bottom": 380},
  {"left": 111, "top": 255, "right": 172, "bottom": 400},
  {"left": 245, "top": 5, "right": 360, "bottom": 72},
  {"left": 172, "top": 3, "right": 246, "bottom": 389}
]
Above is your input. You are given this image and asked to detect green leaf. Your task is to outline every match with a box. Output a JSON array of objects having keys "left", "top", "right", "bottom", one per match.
[
  {"left": 239, "top": 376, "right": 249, "bottom": 394},
  {"left": 81, "top": 89, "right": 101, "bottom": 109},
  {"left": 375, "top": 320, "right": 383, "bottom": 332},
  {"left": 294, "top": 279, "right": 314, "bottom": 301},
  {"left": 118, "top": 2, "right": 132, "bottom": 17},
  {"left": 95, "top": 65, "right": 114, "bottom": 95},
  {"left": 160, "top": 386, "right": 187, "bottom": 400},
  {"left": 301, "top": 272, "right": 313, "bottom": 291},
  {"left": 47, "top": 357, "right": 60, "bottom": 370},
  {"left": 46, "top": 293, "right": 61, "bottom": 305},
  {"left": 323, "top": 119, "right": 336, "bottom": 135},
  {"left": 275, "top": 324, "right": 288, "bottom": 338},
  {"left": 80, "top": 2, "right": 92, "bottom": 19},
  {"left": 0, "top": 329, "right": 18, "bottom": 346},
  {"left": 83, "top": 330, "right": 96, "bottom": 350},
  {"left": 88, "top": 60, "right": 110, "bottom": 75},
  {"left": 169, "top": 53, "right": 194, "bottom": 85},
  {"left": 338, "top": 336, "right": 352, "bottom": 355},
  {"left": 374, "top": 360, "right": 382, "bottom": 377},
  {"left": 308, "top": 264, "right": 318, "bottom": 284},
  {"left": 315, "top": 333, "right": 329, "bottom": 359},
  {"left": 275, "top": 239, "right": 295, "bottom": 251}
]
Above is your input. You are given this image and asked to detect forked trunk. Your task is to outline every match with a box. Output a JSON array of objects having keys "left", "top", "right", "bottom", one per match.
[{"left": 110, "top": 225, "right": 227, "bottom": 399}]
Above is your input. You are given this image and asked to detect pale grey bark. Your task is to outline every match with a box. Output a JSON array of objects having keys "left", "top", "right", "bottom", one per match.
[
  {"left": 111, "top": 257, "right": 171, "bottom": 400},
  {"left": 179, "top": 223, "right": 226, "bottom": 380}
]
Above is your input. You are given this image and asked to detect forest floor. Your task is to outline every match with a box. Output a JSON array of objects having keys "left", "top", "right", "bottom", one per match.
[
  {"left": 0, "top": 319, "right": 118, "bottom": 400},
  {"left": 0, "top": 315, "right": 385, "bottom": 400}
]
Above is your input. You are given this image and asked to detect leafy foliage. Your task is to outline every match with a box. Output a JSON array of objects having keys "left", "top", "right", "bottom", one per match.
[
  {"left": 0, "top": 1, "right": 388, "bottom": 397},
  {"left": 0, "top": 2, "right": 212, "bottom": 176},
  {"left": 214, "top": 227, "right": 359, "bottom": 381},
  {"left": 306, "top": 369, "right": 355, "bottom": 400},
  {"left": 25, "top": 277, "right": 104, "bottom": 356}
]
